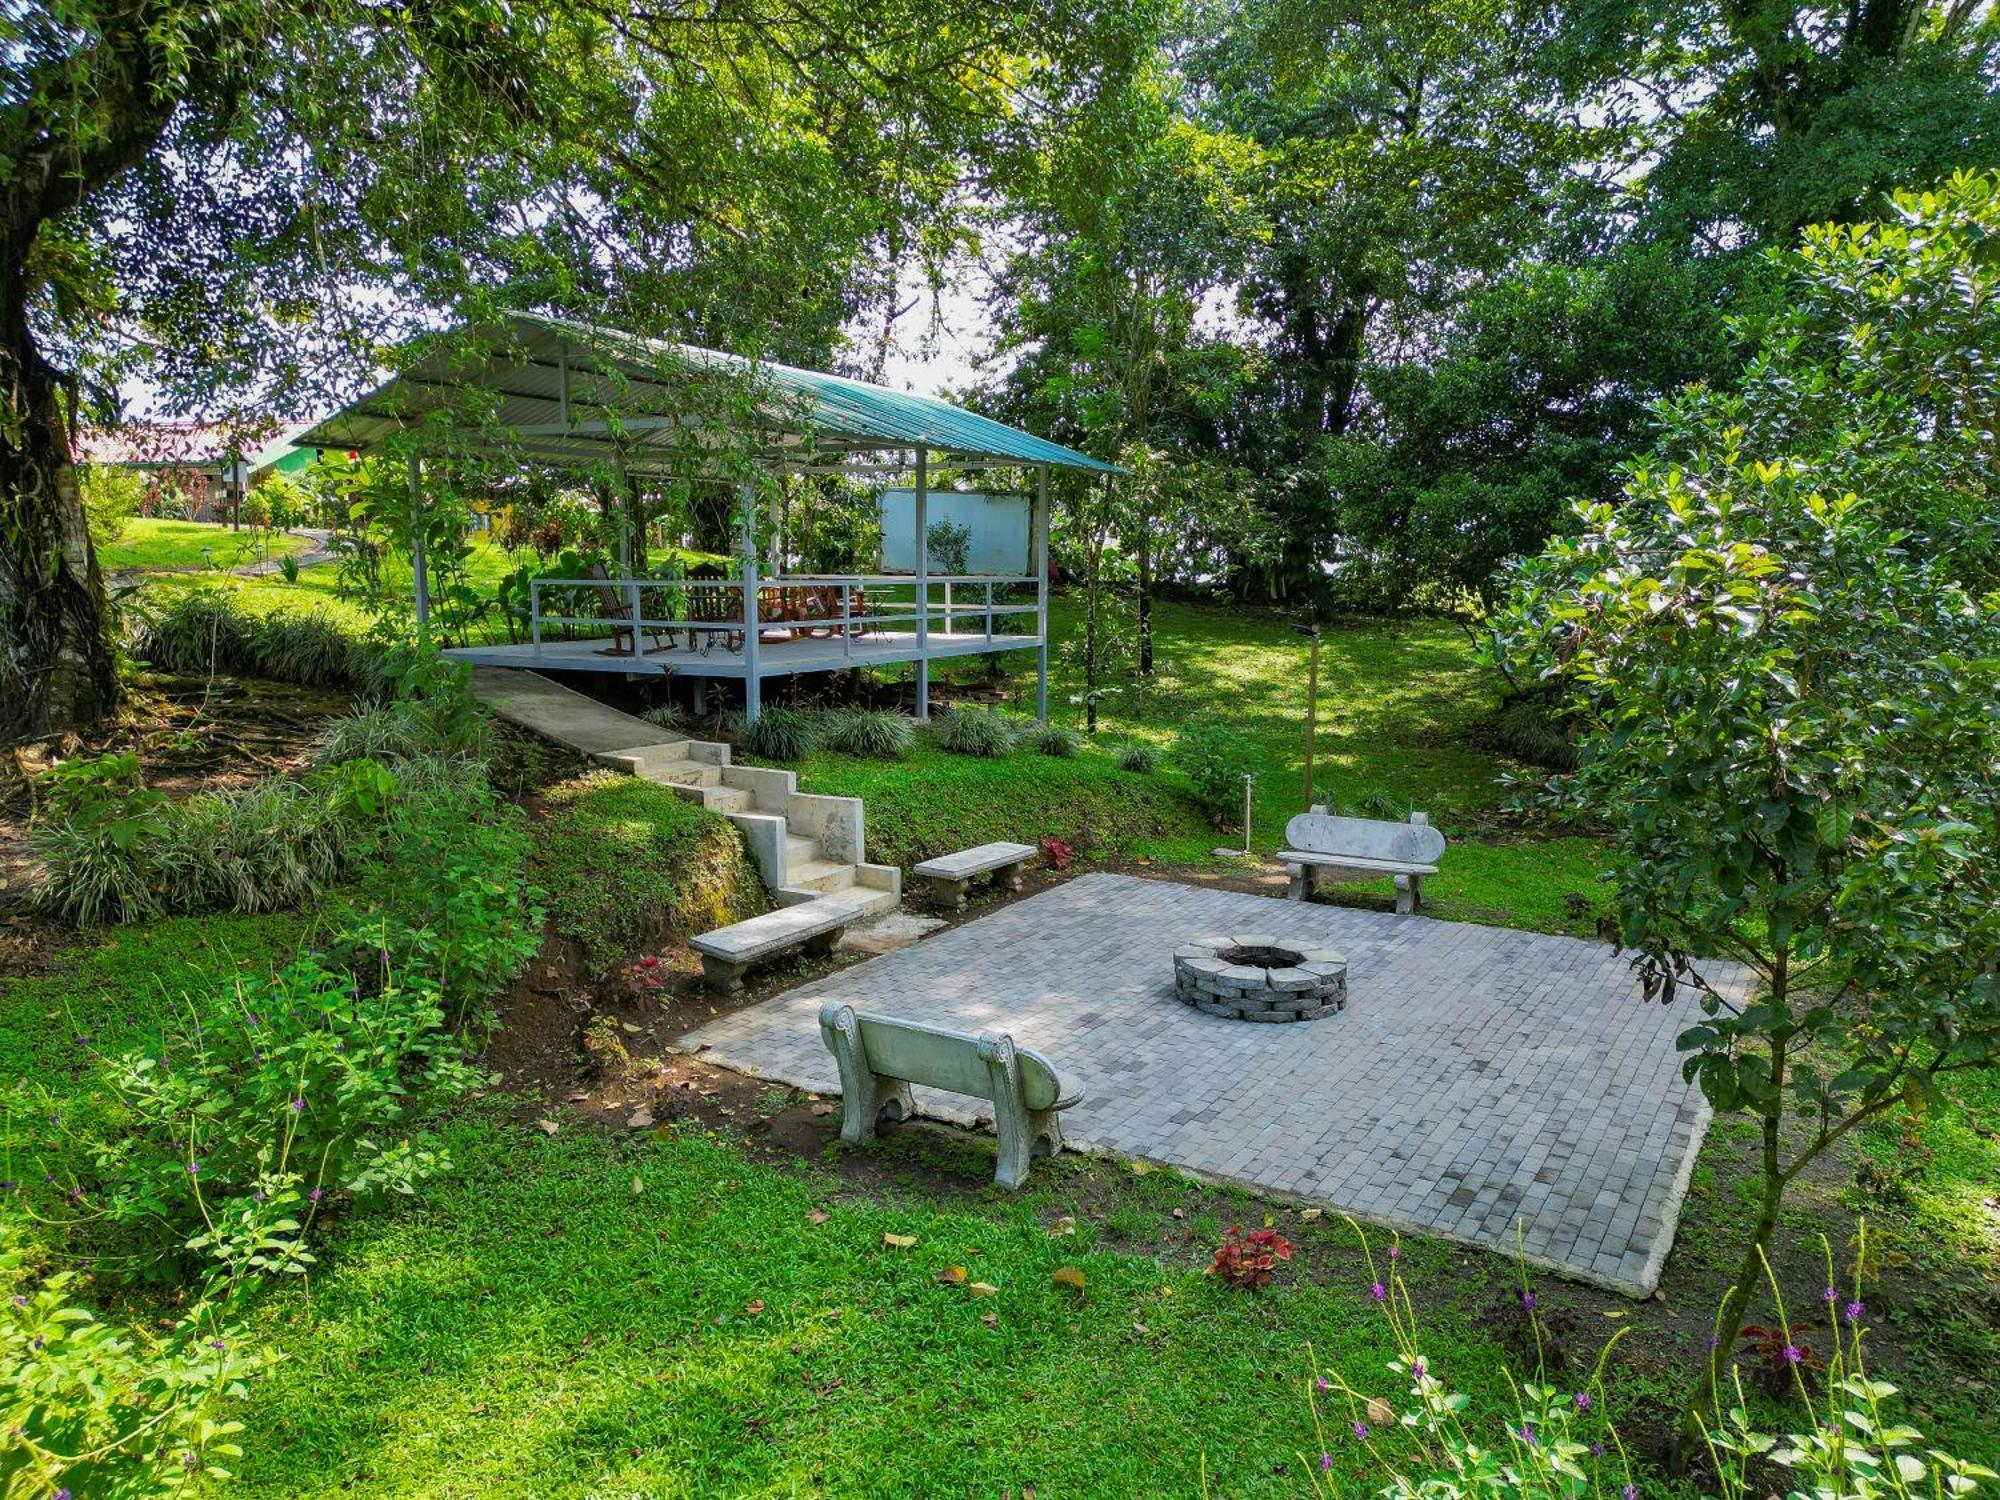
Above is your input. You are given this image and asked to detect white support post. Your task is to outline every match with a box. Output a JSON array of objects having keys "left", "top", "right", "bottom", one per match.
[
  {"left": 408, "top": 453, "right": 430, "bottom": 632},
  {"left": 1033, "top": 464, "right": 1051, "bottom": 723},
  {"left": 739, "top": 479, "right": 762, "bottom": 723},
  {"left": 914, "top": 450, "right": 930, "bottom": 720},
  {"left": 841, "top": 582, "right": 853, "bottom": 662}
]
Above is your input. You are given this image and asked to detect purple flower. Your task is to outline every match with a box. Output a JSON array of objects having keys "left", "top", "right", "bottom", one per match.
[
  {"left": 1319, "top": 1453, "right": 1333, "bottom": 1473},
  {"left": 186, "top": 1161, "right": 201, "bottom": 1176},
  {"left": 1845, "top": 1299, "right": 1865, "bottom": 1321},
  {"left": 1624, "top": 1486, "right": 1638, "bottom": 1500},
  {"left": 1589, "top": 1443, "right": 1605, "bottom": 1459},
  {"left": 55, "top": 1490, "right": 70, "bottom": 1500},
  {"left": 1520, "top": 1291, "right": 1537, "bottom": 1311},
  {"left": 1352, "top": 1421, "right": 1370, "bottom": 1440},
  {"left": 308, "top": 1187, "right": 325, "bottom": 1203},
  {"left": 1316, "top": 1376, "right": 1332, "bottom": 1391},
  {"left": 1574, "top": 1391, "right": 1591, "bottom": 1411},
  {"left": 1781, "top": 1344, "right": 1803, "bottom": 1365},
  {"left": 1370, "top": 1281, "right": 1386, "bottom": 1301},
  {"left": 208, "top": 1338, "right": 226, "bottom": 1352},
  {"left": 0, "top": 1180, "right": 14, "bottom": 1192},
  {"left": 10, "top": 1295, "right": 24, "bottom": 1308},
  {"left": 1518, "top": 1424, "right": 1536, "bottom": 1446},
  {"left": 253, "top": 1192, "right": 268, "bottom": 1204},
  {"left": 1387, "top": 1244, "right": 1400, "bottom": 1260},
  {"left": 1410, "top": 1359, "right": 1426, "bottom": 1380},
  {"left": 1823, "top": 1285, "right": 1838, "bottom": 1304},
  {"left": 1706, "top": 1333, "right": 1721, "bottom": 1350},
  {"left": 291, "top": 1096, "right": 306, "bottom": 1112}
]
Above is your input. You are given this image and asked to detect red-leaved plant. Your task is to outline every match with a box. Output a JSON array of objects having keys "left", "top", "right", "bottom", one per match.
[
  {"left": 1208, "top": 1224, "right": 1295, "bottom": 1290},
  {"left": 1041, "top": 835, "right": 1075, "bottom": 871},
  {"left": 619, "top": 954, "right": 668, "bottom": 1000}
]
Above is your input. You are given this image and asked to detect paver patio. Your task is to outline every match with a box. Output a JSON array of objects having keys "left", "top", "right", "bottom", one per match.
[{"left": 680, "top": 873, "right": 1756, "bottom": 1294}]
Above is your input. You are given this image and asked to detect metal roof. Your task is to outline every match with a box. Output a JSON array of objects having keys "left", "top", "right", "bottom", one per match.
[{"left": 294, "top": 312, "right": 1122, "bottom": 478}]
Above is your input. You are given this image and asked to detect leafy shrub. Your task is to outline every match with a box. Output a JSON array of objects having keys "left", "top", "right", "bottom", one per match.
[
  {"left": 249, "top": 610, "right": 366, "bottom": 688},
  {"left": 1116, "top": 742, "right": 1157, "bottom": 774},
  {"left": 3, "top": 1212, "right": 263, "bottom": 1492},
  {"left": 933, "top": 708, "right": 1017, "bottom": 757},
  {"left": 1028, "top": 724, "right": 1082, "bottom": 758},
  {"left": 739, "top": 706, "right": 816, "bottom": 762},
  {"left": 26, "top": 753, "right": 169, "bottom": 926},
  {"left": 133, "top": 587, "right": 380, "bottom": 695},
  {"left": 335, "top": 763, "right": 542, "bottom": 1014},
  {"left": 532, "top": 773, "right": 765, "bottom": 975},
  {"left": 132, "top": 587, "right": 255, "bottom": 676},
  {"left": 71, "top": 948, "right": 484, "bottom": 1281},
  {"left": 1207, "top": 1224, "right": 1294, "bottom": 1290},
  {"left": 1492, "top": 687, "right": 1577, "bottom": 771},
  {"left": 817, "top": 707, "right": 915, "bottom": 758},
  {"left": 1171, "top": 716, "right": 1254, "bottom": 824},
  {"left": 79, "top": 463, "right": 146, "bottom": 551},
  {"left": 310, "top": 678, "right": 489, "bottom": 769}
]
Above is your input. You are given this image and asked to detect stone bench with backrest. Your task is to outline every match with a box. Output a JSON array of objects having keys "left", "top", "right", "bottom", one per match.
[
  {"left": 1276, "top": 808, "right": 1446, "bottom": 915},
  {"left": 912, "top": 840, "right": 1037, "bottom": 911},
  {"left": 816, "top": 1003, "right": 1082, "bottom": 1189},
  {"left": 690, "top": 894, "right": 869, "bottom": 993}
]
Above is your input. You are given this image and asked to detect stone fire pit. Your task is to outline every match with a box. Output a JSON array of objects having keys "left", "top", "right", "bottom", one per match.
[{"left": 1172, "top": 934, "right": 1348, "bottom": 1022}]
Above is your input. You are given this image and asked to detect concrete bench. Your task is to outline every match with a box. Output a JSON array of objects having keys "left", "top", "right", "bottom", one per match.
[
  {"left": 912, "top": 841, "right": 1036, "bottom": 911},
  {"left": 817, "top": 1003, "right": 1082, "bottom": 1189},
  {"left": 690, "top": 895, "right": 868, "bottom": 993},
  {"left": 1276, "top": 809, "right": 1445, "bottom": 915}
]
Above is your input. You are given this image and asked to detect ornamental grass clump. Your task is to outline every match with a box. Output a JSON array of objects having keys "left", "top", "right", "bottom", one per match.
[
  {"left": 739, "top": 706, "right": 815, "bottom": 762},
  {"left": 933, "top": 707, "right": 1017, "bottom": 757},
  {"left": 816, "top": 706, "right": 915, "bottom": 758},
  {"left": 1116, "top": 741, "right": 1157, "bottom": 773},
  {"left": 1028, "top": 724, "right": 1082, "bottom": 758}
]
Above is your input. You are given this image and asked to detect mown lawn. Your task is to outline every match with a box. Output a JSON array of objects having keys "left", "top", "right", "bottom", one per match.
[
  {"left": 101, "top": 518, "right": 315, "bottom": 572},
  {"left": 794, "top": 596, "right": 1606, "bottom": 935}
]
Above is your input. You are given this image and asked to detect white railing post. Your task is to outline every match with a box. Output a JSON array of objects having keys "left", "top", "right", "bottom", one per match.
[
  {"left": 743, "top": 566, "right": 762, "bottom": 722},
  {"left": 1034, "top": 465, "right": 1051, "bottom": 723},
  {"left": 841, "top": 582, "right": 853, "bottom": 661},
  {"left": 530, "top": 580, "right": 542, "bottom": 650},
  {"left": 914, "top": 451, "right": 930, "bottom": 719},
  {"left": 984, "top": 580, "right": 994, "bottom": 642},
  {"left": 628, "top": 578, "right": 643, "bottom": 657}
]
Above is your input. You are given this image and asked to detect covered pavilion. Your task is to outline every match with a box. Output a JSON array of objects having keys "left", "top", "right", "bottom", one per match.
[{"left": 296, "top": 313, "right": 1120, "bottom": 721}]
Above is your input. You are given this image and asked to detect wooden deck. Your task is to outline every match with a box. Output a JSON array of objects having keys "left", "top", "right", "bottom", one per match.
[{"left": 442, "top": 629, "right": 1039, "bottom": 680}]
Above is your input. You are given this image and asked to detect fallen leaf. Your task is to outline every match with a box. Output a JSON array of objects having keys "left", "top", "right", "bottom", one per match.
[
  {"left": 1366, "top": 1397, "right": 1395, "bottom": 1426},
  {"left": 1300, "top": 1208, "right": 1323, "bottom": 1222},
  {"left": 1170, "top": 1207, "right": 1185, "bottom": 1220},
  {"left": 1601, "top": 1309, "right": 1626, "bottom": 1320},
  {"left": 882, "top": 1232, "right": 918, "bottom": 1249},
  {"left": 536, "top": 1119, "right": 560, "bottom": 1136},
  {"left": 808, "top": 1208, "right": 831, "bottom": 1226},
  {"left": 745, "top": 1300, "right": 765, "bottom": 1315},
  {"left": 1050, "top": 1215, "right": 1076, "bottom": 1237},
  {"left": 937, "top": 1265, "right": 968, "bottom": 1286},
  {"left": 980, "top": 1311, "right": 999, "bottom": 1328},
  {"left": 810, "top": 1103, "right": 834, "bottom": 1116},
  {"left": 1052, "top": 1266, "right": 1086, "bottom": 1297},
  {"left": 626, "top": 1108, "right": 655, "bottom": 1129},
  {"left": 968, "top": 1282, "right": 998, "bottom": 1297},
  {"left": 566, "top": 1090, "right": 590, "bottom": 1103},
  {"left": 1131, "top": 1321, "right": 1150, "bottom": 1335},
  {"left": 621, "top": 1022, "right": 642, "bottom": 1034},
  {"left": 1129, "top": 1160, "right": 1154, "bottom": 1176},
  {"left": 630, "top": 1175, "right": 645, "bottom": 1196}
]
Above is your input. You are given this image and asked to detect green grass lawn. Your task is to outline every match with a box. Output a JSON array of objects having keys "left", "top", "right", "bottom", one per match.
[{"left": 101, "top": 518, "right": 315, "bottom": 572}]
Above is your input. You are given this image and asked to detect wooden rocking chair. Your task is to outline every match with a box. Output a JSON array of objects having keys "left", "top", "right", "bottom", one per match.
[{"left": 587, "top": 563, "right": 675, "bottom": 657}]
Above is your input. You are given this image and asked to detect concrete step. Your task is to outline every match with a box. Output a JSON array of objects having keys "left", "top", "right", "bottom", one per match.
[
  {"left": 779, "top": 876, "right": 900, "bottom": 917},
  {"left": 784, "top": 833, "right": 819, "bottom": 865},
  {"left": 703, "top": 785, "right": 756, "bottom": 814},
  {"left": 786, "top": 857, "right": 859, "bottom": 895},
  {"left": 637, "top": 758, "right": 721, "bottom": 789}
]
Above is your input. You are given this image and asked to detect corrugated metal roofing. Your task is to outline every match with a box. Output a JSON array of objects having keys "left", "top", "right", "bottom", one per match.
[{"left": 295, "top": 313, "right": 1122, "bottom": 476}]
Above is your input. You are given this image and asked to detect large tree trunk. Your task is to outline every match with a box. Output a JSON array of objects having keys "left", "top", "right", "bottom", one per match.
[{"left": 1, "top": 312, "right": 118, "bottom": 741}]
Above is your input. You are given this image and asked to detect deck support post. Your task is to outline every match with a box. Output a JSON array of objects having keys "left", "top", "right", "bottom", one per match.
[
  {"left": 408, "top": 453, "right": 430, "bottom": 632},
  {"left": 1033, "top": 464, "right": 1050, "bottom": 723},
  {"left": 739, "top": 479, "right": 762, "bottom": 724},
  {"left": 914, "top": 449, "right": 930, "bottom": 720}
]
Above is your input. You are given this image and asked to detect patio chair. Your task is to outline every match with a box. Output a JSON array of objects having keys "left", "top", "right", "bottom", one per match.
[
  {"left": 685, "top": 573, "right": 747, "bottom": 655},
  {"left": 587, "top": 562, "right": 675, "bottom": 657}
]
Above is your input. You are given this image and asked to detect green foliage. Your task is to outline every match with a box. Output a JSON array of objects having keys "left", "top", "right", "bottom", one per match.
[
  {"left": 815, "top": 707, "right": 915, "bottom": 758},
  {"left": 739, "top": 707, "right": 816, "bottom": 763},
  {"left": 27, "top": 752, "right": 169, "bottom": 927},
  {"left": 1171, "top": 716, "right": 1255, "bottom": 824},
  {"left": 133, "top": 587, "right": 380, "bottom": 694},
  {"left": 532, "top": 774, "right": 764, "bottom": 976},
  {"left": 924, "top": 517, "right": 972, "bottom": 575},
  {"left": 1115, "top": 741, "right": 1156, "bottom": 773},
  {"left": 1490, "top": 174, "right": 2000, "bottom": 1433},
  {"left": 77, "top": 465, "right": 146, "bottom": 552},
  {"left": 638, "top": 701, "right": 690, "bottom": 734},
  {"left": 1028, "top": 723, "right": 1082, "bottom": 758},
  {"left": 3, "top": 1212, "right": 264, "bottom": 1494},
  {"left": 62, "top": 949, "right": 482, "bottom": 1282},
  {"left": 310, "top": 655, "right": 490, "bottom": 768},
  {"left": 932, "top": 708, "right": 1018, "bottom": 757}
]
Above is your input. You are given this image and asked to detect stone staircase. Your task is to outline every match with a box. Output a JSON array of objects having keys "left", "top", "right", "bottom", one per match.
[{"left": 595, "top": 737, "right": 901, "bottom": 915}]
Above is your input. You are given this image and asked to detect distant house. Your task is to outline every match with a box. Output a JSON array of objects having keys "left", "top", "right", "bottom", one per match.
[{"left": 76, "top": 420, "right": 340, "bottom": 520}]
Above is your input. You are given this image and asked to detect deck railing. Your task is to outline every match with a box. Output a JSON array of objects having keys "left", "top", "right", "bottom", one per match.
[{"left": 524, "top": 572, "right": 1039, "bottom": 664}]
